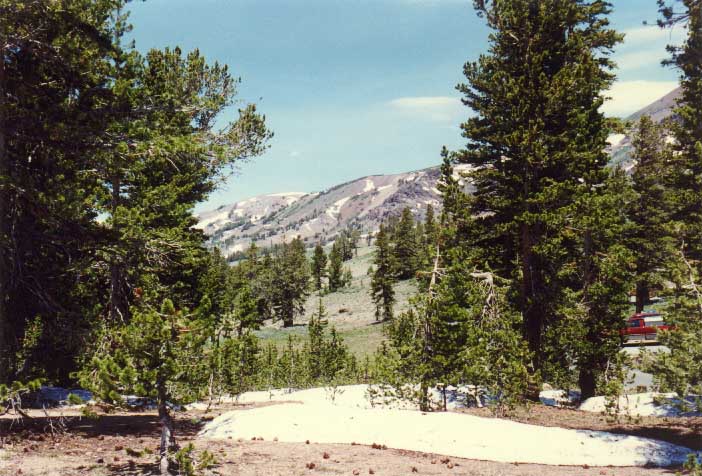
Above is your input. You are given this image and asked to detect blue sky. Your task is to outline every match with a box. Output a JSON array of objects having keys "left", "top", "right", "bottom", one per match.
[{"left": 126, "top": 0, "right": 686, "bottom": 212}]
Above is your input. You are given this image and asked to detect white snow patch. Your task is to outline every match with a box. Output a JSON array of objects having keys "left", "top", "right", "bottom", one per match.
[
  {"left": 196, "top": 210, "right": 230, "bottom": 229},
  {"left": 607, "top": 133, "right": 626, "bottom": 147},
  {"left": 267, "top": 192, "right": 306, "bottom": 198},
  {"left": 228, "top": 243, "right": 245, "bottom": 254},
  {"left": 200, "top": 385, "right": 691, "bottom": 467},
  {"left": 377, "top": 184, "right": 393, "bottom": 192},
  {"left": 539, "top": 389, "right": 580, "bottom": 407},
  {"left": 363, "top": 179, "right": 375, "bottom": 193},
  {"left": 326, "top": 196, "right": 350, "bottom": 218},
  {"left": 580, "top": 392, "right": 701, "bottom": 417}
]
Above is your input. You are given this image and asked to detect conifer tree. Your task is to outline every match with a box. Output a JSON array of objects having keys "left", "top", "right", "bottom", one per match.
[
  {"left": 328, "top": 241, "right": 344, "bottom": 292},
  {"left": 629, "top": 116, "right": 674, "bottom": 312},
  {"left": 647, "top": 0, "right": 702, "bottom": 411},
  {"left": 271, "top": 237, "right": 310, "bottom": 327},
  {"left": 663, "top": 0, "right": 702, "bottom": 264},
  {"left": 550, "top": 171, "right": 635, "bottom": 400},
  {"left": 456, "top": 0, "right": 622, "bottom": 377},
  {"left": 393, "top": 207, "right": 419, "bottom": 280},
  {"left": 348, "top": 227, "right": 362, "bottom": 257},
  {"left": 342, "top": 267, "right": 354, "bottom": 288},
  {"left": 81, "top": 299, "right": 208, "bottom": 474},
  {"left": 336, "top": 229, "right": 355, "bottom": 261},
  {"left": 0, "top": 0, "right": 124, "bottom": 383},
  {"left": 371, "top": 224, "right": 397, "bottom": 321},
  {"left": 307, "top": 298, "right": 327, "bottom": 382},
  {"left": 311, "top": 242, "right": 328, "bottom": 292},
  {"left": 424, "top": 204, "right": 437, "bottom": 248}
]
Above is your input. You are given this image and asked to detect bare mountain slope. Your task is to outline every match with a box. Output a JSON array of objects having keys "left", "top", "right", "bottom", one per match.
[
  {"left": 199, "top": 89, "right": 680, "bottom": 257},
  {"left": 608, "top": 86, "right": 680, "bottom": 171},
  {"left": 197, "top": 167, "right": 463, "bottom": 257}
]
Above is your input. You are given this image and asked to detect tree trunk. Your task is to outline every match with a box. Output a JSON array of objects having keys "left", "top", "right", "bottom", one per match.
[
  {"left": 0, "top": 25, "right": 10, "bottom": 384},
  {"left": 419, "top": 380, "right": 430, "bottom": 412},
  {"left": 158, "top": 383, "right": 176, "bottom": 475},
  {"left": 635, "top": 280, "right": 649, "bottom": 313},
  {"left": 578, "top": 366, "right": 596, "bottom": 402},
  {"left": 521, "top": 223, "right": 542, "bottom": 370}
]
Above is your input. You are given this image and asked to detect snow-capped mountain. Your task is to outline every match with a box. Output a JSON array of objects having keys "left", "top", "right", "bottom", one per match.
[
  {"left": 199, "top": 89, "right": 680, "bottom": 257},
  {"left": 607, "top": 87, "right": 681, "bottom": 171},
  {"left": 197, "top": 167, "right": 470, "bottom": 257}
]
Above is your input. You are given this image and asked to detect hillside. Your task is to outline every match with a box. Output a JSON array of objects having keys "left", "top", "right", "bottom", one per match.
[
  {"left": 197, "top": 166, "right": 473, "bottom": 257},
  {"left": 198, "top": 88, "right": 680, "bottom": 257},
  {"left": 607, "top": 86, "right": 681, "bottom": 171}
]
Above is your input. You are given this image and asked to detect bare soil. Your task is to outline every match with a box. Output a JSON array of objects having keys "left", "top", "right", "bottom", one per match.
[{"left": 0, "top": 402, "right": 695, "bottom": 476}]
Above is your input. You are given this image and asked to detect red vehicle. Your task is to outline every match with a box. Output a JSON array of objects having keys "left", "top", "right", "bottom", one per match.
[{"left": 621, "top": 312, "right": 673, "bottom": 345}]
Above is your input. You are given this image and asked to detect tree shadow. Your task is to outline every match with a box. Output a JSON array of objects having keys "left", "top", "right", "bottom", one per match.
[{"left": 574, "top": 427, "right": 696, "bottom": 470}]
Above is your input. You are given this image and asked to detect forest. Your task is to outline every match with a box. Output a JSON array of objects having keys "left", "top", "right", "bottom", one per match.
[{"left": 1, "top": 1, "right": 701, "bottom": 475}]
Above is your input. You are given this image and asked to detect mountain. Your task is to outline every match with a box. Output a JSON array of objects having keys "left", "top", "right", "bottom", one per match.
[
  {"left": 627, "top": 87, "right": 681, "bottom": 124},
  {"left": 199, "top": 88, "right": 680, "bottom": 257},
  {"left": 607, "top": 86, "right": 681, "bottom": 171},
  {"left": 197, "top": 166, "right": 474, "bottom": 258}
]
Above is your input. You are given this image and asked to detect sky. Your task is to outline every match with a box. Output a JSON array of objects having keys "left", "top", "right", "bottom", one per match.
[{"left": 125, "top": 0, "right": 687, "bottom": 212}]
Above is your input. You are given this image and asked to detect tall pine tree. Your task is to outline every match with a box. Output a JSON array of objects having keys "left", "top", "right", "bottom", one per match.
[
  {"left": 371, "top": 224, "right": 397, "bottom": 321},
  {"left": 629, "top": 116, "right": 674, "bottom": 312},
  {"left": 456, "top": 0, "right": 622, "bottom": 379},
  {"left": 311, "top": 242, "right": 328, "bottom": 292}
]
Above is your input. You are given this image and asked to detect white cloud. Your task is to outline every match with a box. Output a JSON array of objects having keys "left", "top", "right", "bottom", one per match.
[
  {"left": 614, "top": 50, "right": 667, "bottom": 72},
  {"left": 289, "top": 150, "right": 301, "bottom": 158},
  {"left": 621, "top": 25, "right": 686, "bottom": 46},
  {"left": 613, "top": 25, "right": 686, "bottom": 72},
  {"left": 601, "top": 80, "right": 679, "bottom": 117},
  {"left": 387, "top": 96, "right": 464, "bottom": 122}
]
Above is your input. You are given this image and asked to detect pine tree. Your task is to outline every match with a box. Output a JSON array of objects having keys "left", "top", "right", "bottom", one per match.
[
  {"left": 311, "top": 242, "right": 328, "bottom": 292},
  {"left": 646, "top": 0, "right": 702, "bottom": 411},
  {"left": 371, "top": 224, "right": 397, "bottom": 321},
  {"left": 0, "top": 0, "right": 124, "bottom": 384},
  {"left": 424, "top": 204, "right": 437, "bottom": 248},
  {"left": 342, "top": 267, "right": 354, "bottom": 288},
  {"left": 554, "top": 171, "right": 636, "bottom": 400},
  {"left": 629, "top": 116, "right": 674, "bottom": 312},
  {"left": 336, "top": 230, "right": 354, "bottom": 261},
  {"left": 81, "top": 299, "right": 208, "bottom": 474},
  {"left": 456, "top": 0, "right": 622, "bottom": 378},
  {"left": 307, "top": 298, "right": 327, "bottom": 382},
  {"left": 328, "top": 241, "right": 344, "bottom": 292},
  {"left": 271, "top": 237, "right": 310, "bottom": 327},
  {"left": 392, "top": 207, "right": 419, "bottom": 280},
  {"left": 348, "top": 227, "right": 362, "bottom": 257}
]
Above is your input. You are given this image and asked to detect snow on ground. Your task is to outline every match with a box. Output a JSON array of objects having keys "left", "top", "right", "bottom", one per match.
[
  {"left": 195, "top": 209, "right": 230, "bottom": 229},
  {"left": 326, "top": 196, "right": 350, "bottom": 218},
  {"left": 266, "top": 192, "right": 306, "bottom": 198},
  {"left": 362, "top": 179, "right": 375, "bottom": 193},
  {"left": 580, "top": 392, "right": 701, "bottom": 417},
  {"left": 539, "top": 389, "right": 580, "bottom": 407},
  {"left": 199, "top": 385, "right": 692, "bottom": 467}
]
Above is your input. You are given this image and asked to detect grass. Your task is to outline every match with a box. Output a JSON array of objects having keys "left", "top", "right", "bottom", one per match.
[
  {"left": 256, "top": 320, "right": 388, "bottom": 360},
  {"left": 255, "top": 242, "right": 416, "bottom": 360}
]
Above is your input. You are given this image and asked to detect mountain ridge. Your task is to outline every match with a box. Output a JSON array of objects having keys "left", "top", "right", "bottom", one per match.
[{"left": 199, "top": 88, "right": 680, "bottom": 258}]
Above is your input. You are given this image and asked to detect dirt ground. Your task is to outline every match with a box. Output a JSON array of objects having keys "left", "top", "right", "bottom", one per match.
[{"left": 0, "top": 403, "right": 697, "bottom": 476}]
